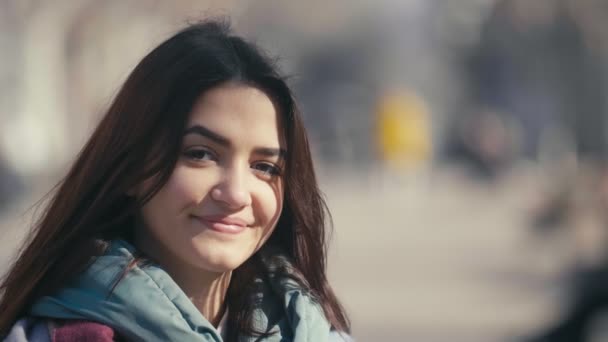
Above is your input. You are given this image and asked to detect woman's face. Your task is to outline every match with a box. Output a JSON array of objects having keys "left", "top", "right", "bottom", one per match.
[{"left": 137, "top": 83, "right": 285, "bottom": 273}]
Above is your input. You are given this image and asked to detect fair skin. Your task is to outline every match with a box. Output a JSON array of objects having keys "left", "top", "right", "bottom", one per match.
[{"left": 134, "top": 83, "right": 285, "bottom": 326}]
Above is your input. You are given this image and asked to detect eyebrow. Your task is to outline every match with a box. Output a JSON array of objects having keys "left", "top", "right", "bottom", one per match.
[
  {"left": 184, "top": 125, "right": 230, "bottom": 146},
  {"left": 183, "top": 124, "right": 286, "bottom": 159}
]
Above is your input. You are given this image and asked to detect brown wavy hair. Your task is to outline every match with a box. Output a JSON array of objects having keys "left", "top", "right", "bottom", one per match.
[{"left": 0, "top": 19, "right": 350, "bottom": 339}]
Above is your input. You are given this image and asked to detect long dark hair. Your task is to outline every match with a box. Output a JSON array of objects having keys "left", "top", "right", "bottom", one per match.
[{"left": 0, "top": 19, "right": 350, "bottom": 338}]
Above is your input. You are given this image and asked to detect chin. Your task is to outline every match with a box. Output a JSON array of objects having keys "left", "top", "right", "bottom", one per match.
[{"left": 192, "top": 245, "right": 251, "bottom": 273}]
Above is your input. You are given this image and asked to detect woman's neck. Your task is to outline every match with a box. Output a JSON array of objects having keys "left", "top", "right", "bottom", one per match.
[
  {"left": 174, "top": 268, "right": 231, "bottom": 327},
  {"left": 134, "top": 233, "right": 231, "bottom": 327}
]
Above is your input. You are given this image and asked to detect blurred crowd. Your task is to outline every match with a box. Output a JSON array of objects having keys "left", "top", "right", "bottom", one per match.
[{"left": 448, "top": 1, "right": 608, "bottom": 340}]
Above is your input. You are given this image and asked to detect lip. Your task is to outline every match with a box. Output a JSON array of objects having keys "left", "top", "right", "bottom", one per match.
[{"left": 193, "top": 215, "right": 249, "bottom": 235}]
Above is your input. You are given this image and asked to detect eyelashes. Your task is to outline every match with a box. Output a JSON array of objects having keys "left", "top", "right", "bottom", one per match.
[
  {"left": 251, "top": 162, "right": 282, "bottom": 177},
  {"left": 183, "top": 148, "right": 215, "bottom": 161},
  {"left": 182, "top": 147, "right": 282, "bottom": 178}
]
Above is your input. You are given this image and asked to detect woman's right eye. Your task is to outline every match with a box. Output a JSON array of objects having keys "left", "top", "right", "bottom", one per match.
[{"left": 183, "top": 148, "right": 215, "bottom": 161}]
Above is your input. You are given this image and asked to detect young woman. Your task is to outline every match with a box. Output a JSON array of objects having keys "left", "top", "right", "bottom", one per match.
[{"left": 0, "top": 20, "right": 351, "bottom": 341}]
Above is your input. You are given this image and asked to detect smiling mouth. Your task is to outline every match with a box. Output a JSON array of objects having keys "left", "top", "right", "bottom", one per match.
[{"left": 191, "top": 215, "right": 248, "bottom": 235}]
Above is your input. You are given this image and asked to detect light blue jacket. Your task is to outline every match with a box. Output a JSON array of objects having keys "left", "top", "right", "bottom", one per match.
[{"left": 10, "top": 240, "right": 351, "bottom": 342}]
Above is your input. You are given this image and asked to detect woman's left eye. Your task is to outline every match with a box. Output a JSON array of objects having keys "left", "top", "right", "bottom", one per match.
[{"left": 252, "top": 163, "right": 281, "bottom": 177}]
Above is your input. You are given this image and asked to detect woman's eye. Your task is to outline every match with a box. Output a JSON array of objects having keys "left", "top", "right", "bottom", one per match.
[
  {"left": 183, "top": 149, "right": 214, "bottom": 161},
  {"left": 252, "top": 163, "right": 281, "bottom": 177}
]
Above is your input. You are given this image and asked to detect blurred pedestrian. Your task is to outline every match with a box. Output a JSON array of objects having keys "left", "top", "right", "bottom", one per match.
[{"left": 375, "top": 89, "right": 432, "bottom": 170}]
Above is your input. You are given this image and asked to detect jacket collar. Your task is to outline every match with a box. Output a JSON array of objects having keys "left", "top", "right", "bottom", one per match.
[{"left": 30, "top": 240, "right": 331, "bottom": 341}]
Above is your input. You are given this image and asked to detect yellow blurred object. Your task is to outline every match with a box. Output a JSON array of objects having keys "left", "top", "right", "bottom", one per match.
[{"left": 376, "top": 90, "right": 432, "bottom": 167}]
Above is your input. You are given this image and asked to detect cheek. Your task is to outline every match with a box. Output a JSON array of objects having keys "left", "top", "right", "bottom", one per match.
[
  {"left": 166, "top": 166, "right": 214, "bottom": 205},
  {"left": 141, "top": 167, "right": 211, "bottom": 224},
  {"left": 253, "top": 181, "right": 284, "bottom": 240}
]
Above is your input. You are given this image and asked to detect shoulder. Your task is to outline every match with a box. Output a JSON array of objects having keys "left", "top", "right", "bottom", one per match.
[
  {"left": 4, "top": 317, "right": 50, "bottom": 342},
  {"left": 4, "top": 318, "right": 121, "bottom": 342}
]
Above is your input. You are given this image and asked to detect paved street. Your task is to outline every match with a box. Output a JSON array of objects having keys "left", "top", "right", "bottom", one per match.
[{"left": 322, "top": 167, "right": 569, "bottom": 341}]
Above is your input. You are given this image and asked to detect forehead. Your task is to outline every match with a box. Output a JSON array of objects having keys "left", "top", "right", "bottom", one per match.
[{"left": 187, "top": 83, "right": 285, "bottom": 147}]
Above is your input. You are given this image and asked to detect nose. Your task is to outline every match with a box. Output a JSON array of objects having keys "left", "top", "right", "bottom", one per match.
[{"left": 210, "top": 166, "right": 252, "bottom": 209}]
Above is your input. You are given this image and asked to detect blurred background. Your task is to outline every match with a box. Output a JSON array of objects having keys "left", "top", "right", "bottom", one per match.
[{"left": 2, "top": 0, "right": 608, "bottom": 340}]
